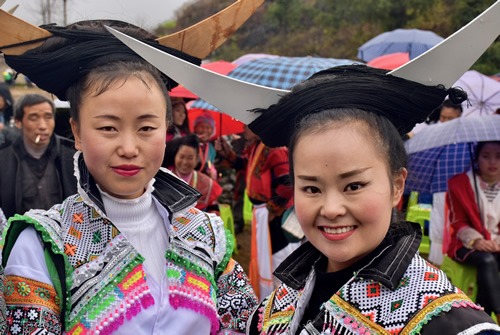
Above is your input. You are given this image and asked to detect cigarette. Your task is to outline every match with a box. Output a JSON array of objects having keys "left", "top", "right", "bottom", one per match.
[{"left": 35, "top": 135, "right": 41, "bottom": 144}]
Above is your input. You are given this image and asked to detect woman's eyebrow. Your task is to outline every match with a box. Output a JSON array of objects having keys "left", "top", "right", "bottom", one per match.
[
  {"left": 296, "top": 175, "right": 317, "bottom": 181},
  {"left": 339, "top": 167, "right": 370, "bottom": 179}
]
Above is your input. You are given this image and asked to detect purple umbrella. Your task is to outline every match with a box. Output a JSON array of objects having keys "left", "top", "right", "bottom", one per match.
[{"left": 358, "top": 28, "right": 444, "bottom": 62}]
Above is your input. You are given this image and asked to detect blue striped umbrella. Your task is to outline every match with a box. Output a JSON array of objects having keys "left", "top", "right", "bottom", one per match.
[
  {"left": 404, "top": 115, "right": 500, "bottom": 193},
  {"left": 406, "top": 142, "right": 475, "bottom": 194},
  {"left": 191, "top": 56, "right": 357, "bottom": 111},
  {"left": 357, "top": 29, "right": 444, "bottom": 62}
]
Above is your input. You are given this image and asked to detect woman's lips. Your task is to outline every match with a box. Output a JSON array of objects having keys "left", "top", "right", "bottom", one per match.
[
  {"left": 112, "top": 165, "right": 141, "bottom": 177},
  {"left": 319, "top": 225, "right": 357, "bottom": 241}
]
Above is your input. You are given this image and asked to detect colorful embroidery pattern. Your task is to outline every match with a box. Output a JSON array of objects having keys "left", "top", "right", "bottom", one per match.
[
  {"left": 4, "top": 276, "right": 60, "bottom": 314},
  {"left": 166, "top": 261, "right": 219, "bottom": 334},
  {"left": 258, "top": 255, "right": 485, "bottom": 335},
  {"left": 6, "top": 305, "right": 61, "bottom": 335},
  {"left": 217, "top": 259, "right": 258, "bottom": 333},
  {"left": 332, "top": 256, "right": 457, "bottom": 333},
  {"left": 259, "top": 285, "right": 300, "bottom": 334},
  {"left": 4, "top": 276, "right": 61, "bottom": 335},
  {"left": 0, "top": 267, "right": 6, "bottom": 334},
  {"left": 66, "top": 264, "right": 154, "bottom": 335},
  {"left": 4, "top": 185, "right": 252, "bottom": 335}
]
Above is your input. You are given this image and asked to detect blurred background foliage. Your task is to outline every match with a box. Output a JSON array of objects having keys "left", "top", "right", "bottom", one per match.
[{"left": 154, "top": 0, "right": 498, "bottom": 74}]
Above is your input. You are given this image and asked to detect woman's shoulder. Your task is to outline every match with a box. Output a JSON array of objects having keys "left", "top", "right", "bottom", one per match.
[
  {"left": 170, "top": 206, "right": 230, "bottom": 260},
  {"left": 448, "top": 171, "right": 470, "bottom": 185}
]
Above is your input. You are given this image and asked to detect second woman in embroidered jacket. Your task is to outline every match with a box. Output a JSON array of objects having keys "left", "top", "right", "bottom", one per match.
[
  {"left": 245, "top": 65, "right": 500, "bottom": 335},
  {"left": 1, "top": 20, "right": 257, "bottom": 335}
]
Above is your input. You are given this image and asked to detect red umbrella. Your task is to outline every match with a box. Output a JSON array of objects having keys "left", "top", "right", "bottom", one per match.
[
  {"left": 367, "top": 52, "right": 410, "bottom": 70},
  {"left": 169, "top": 60, "right": 237, "bottom": 99},
  {"left": 188, "top": 107, "right": 245, "bottom": 137}
]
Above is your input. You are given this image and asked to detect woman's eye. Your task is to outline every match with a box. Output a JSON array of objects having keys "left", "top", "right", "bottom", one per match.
[
  {"left": 98, "top": 126, "right": 115, "bottom": 132},
  {"left": 345, "top": 182, "right": 365, "bottom": 192},
  {"left": 303, "top": 186, "right": 320, "bottom": 194},
  {"left": 141, "top": 126, "right": 157, "bottom": 132}
]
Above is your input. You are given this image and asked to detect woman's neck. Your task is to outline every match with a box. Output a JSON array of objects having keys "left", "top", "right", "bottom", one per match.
[
  {"left": 479, "top": 174, "right": 499, "bottom": 187},
  {"left": 98, "top": 180, "right": 155, "bottom": 223},
  {"left": 175, "top": 170, "right": 193, "bottom": 183}
]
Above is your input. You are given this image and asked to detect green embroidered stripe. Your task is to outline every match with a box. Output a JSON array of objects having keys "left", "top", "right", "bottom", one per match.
[
  {"left": 165, "top": 250, "right": 215, "bottom": 286},
  {"left": 215, "top": 229, "right": 235, "bottom": 278},
  {"left": 87, "top": 294, "right": 116, "bottom": 320},
  {"left": 403, "top": 294, "right": 474, "bottom": 335},
  {"left": 44, "top": 248, "right": 63, "bottom": 310},
  {"left": 66, "top": 254, "right": 145, "bottom": 329}
]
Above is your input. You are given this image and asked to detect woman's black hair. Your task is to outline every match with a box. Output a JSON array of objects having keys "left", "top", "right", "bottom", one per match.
[
  {"left": 249, "top": 65, "right": 467, "bottom": 148},
  {"left": 288, "top": 108, "right": 407, "bottom": 183},
  {"left": 59, "top": 21, "right": 170, "bottom": 122},
  {"left": 474, "top": 141, "right": 500, "bottom": 174},
  {"left": 4, "top": 20, "right": 203, "bottom": 124},
  {"left": 167, "top": 99, "right": 191, "bottom": 136},
  {"left": 66, "top": 60, "right": 170, "bottom": 123}
]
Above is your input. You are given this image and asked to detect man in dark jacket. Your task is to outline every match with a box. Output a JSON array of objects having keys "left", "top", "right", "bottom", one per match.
[{"left": 0, "top": 93, "right": 77, "bottom": 219}]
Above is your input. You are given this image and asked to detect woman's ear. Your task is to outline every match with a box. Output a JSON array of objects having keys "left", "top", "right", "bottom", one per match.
[
  {"left": 69, "top": 118, "right": 82, "bottom": 151},
  {"left": 392, "top": 168, "right": 408, "bottom": 207}
]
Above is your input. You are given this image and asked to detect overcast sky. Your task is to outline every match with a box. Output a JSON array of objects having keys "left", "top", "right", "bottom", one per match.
[{"left": 3, "top": 0, "right": 192, "bottom": 29}]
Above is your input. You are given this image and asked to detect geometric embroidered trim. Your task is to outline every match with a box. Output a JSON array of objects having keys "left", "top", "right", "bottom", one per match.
[
  {"left": 6, "top": 304, "right": 62, "bottom": 335},
  {"left": 402, "top": 294, "right": 481, "bottom": 335},
  {"left": 4, "top": 275, "right": 61, "bottom": 315},
  {"left": 66, "top": 264, "right": 154, "bottom": 335},
  {"left": 167, "top": 261, "right": 219, "bottom": 335},
  {"left": 327, "top": 295, "right": 389, "bottom": 335}
]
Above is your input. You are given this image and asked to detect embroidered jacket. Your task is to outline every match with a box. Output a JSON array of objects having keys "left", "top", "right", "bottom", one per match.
[
  {"left": 1, "top": 153, "right": 257, "bottom": 335},
  {"left": 248, "top": 222, "right": 500, "bottom": 335}
]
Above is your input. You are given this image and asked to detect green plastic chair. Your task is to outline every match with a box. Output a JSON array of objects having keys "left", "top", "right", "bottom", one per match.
[
  {"left": 440, "top": 255, "right": 478, "bottom": 301},
  {"left": 407, "top": 191, "right": 419, "bottom": 210},
  {"left": 218, "top": 204, "right": 238, "bottom": 255},
  {"left": 243, "top": 190, "right": 253, "bottom": 226},
  {"left": 406, "top": 204, "right": 431, "bottom": 255}
]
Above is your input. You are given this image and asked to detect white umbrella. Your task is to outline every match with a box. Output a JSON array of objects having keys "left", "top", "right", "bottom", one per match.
[
  {"left": 405, "top": 115, "right": 500, "bottom": 154},
  {"left": 454, "top": 70, "right": 500, "bottom": 116}
]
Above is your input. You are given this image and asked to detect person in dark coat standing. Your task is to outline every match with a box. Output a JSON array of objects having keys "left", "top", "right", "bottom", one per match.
[
  {"left": 0, "top": 83, "right": 14, "bottom": 129},
  {"left": 0, "top": 93, "right": 77, "bottom": 218}
]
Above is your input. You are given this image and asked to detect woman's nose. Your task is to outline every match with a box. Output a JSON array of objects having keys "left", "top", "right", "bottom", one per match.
[
  {"left": 319, "top": 192, "right": 347, "bottom": 219},
  {"left": 117, "top": 135, "right": 139, "bottom": 157}
]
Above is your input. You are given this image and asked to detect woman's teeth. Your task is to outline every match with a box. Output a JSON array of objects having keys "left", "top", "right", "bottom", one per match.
[{"left": 323, "top": 226, "right": 355, "bottom": 234}]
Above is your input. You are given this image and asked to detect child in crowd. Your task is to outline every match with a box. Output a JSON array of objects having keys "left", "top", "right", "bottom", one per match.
[
  {"left": 1, "top": 20, "right": 256, "bottom": 335},
  {"left": 242, "top": 65, "right": 500, "bottom": 334},
  {"left": 193, "top": 113, "right": 218, "bottom": 179}
]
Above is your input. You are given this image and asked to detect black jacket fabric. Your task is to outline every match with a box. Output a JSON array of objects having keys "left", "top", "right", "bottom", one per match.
[
  {"left": 0, "top": 134, "right": 77, "bottom": 218},
  {"left": 248, "top": 222, "right": 500, "bottom": 335}
]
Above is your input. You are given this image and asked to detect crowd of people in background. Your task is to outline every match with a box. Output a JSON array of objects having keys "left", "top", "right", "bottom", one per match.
[
  {"left": 0, "top": 5, "right": 499, "bottom": 333},
  {"left": 0, "top": 58, "right": 499, "bottom": 332}
]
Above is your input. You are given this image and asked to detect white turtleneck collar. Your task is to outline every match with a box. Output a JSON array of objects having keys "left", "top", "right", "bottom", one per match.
[
  {"left": 98, "top": 179, "right": 156, "bottom": 224},
  {"left": 98, "top": 179, "right": 169, "bottom": 284}
]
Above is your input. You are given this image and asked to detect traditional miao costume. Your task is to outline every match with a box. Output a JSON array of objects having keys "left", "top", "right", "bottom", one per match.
[
  {"left": 1, "top": 153, "right": 257, "bottom": 334},
  {"left": 244, "top": 141, "right": 297, "bottom": 301},
  {"left": 247, "top": 222, "right": 500, "bottom": 334}
]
